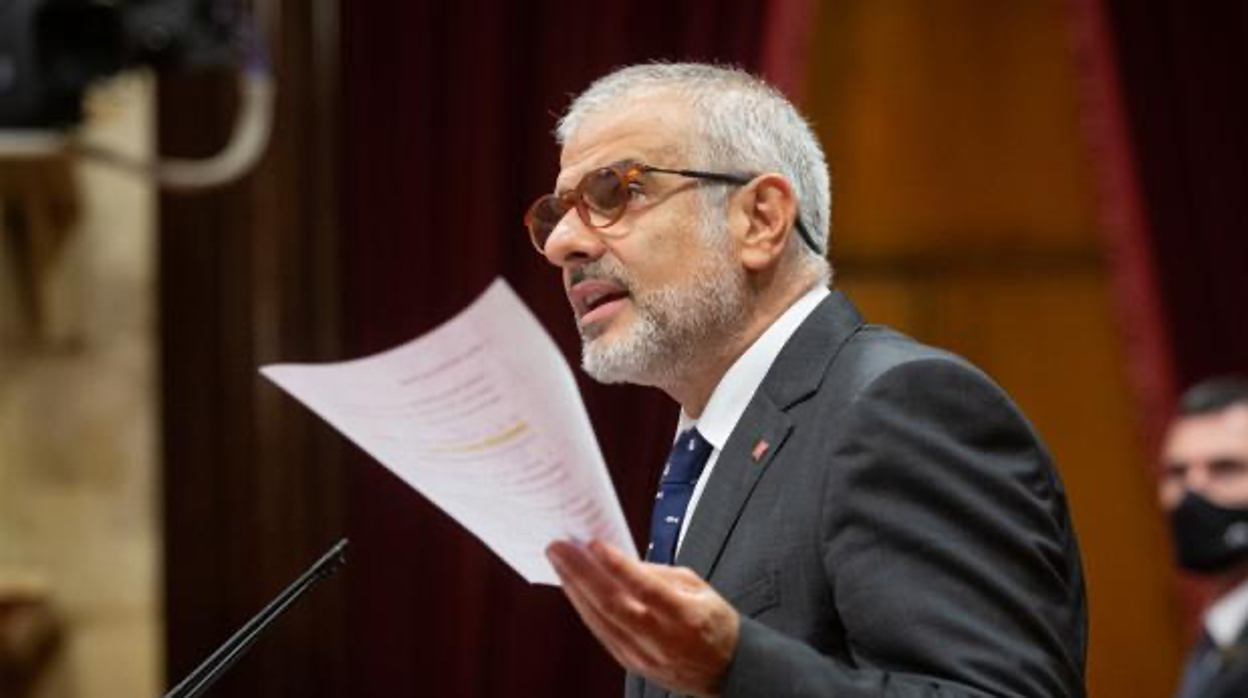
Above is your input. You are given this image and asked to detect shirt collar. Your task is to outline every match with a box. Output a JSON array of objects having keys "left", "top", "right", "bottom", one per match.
[
  {"left": 678, "top": 284, "right": 830, "bottom": 449},
  {"left": 1205, "top": 576, "right": 1248, "bottom": 647}
]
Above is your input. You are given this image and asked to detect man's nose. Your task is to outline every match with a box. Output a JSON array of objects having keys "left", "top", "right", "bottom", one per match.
[
  {"left": 1183, "top": 465, "right": 1211, "bottom": 492},
  {"left": 1168, "top": 469, "right": 1215, "bottom": 510},
  {"left": 542, "top": 211, "right": 606, "bottom": 269}
]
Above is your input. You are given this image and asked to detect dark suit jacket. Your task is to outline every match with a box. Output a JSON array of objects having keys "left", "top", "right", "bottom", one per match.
[
  {"left": 1180, "top": 626, "right": 1248, "bottom": 698},
  {"left": 627, "top": 290, "right": 1087, "bottom": 698}
]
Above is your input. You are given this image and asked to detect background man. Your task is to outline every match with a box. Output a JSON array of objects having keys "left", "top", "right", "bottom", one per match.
[
  {"left": 531, "top": 63, "right": 1087, "bottom": 698},
  {"left": 1159, "top": 377, "right": 1248, "bottom": 698}
]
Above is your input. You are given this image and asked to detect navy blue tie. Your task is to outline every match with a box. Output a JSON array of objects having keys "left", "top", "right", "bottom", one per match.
[{"left": 647, "top": 429, "right": 713, "bottom": 565}]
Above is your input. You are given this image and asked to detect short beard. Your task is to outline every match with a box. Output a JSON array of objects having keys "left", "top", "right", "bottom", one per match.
[{"left": 579, "top": 215, "right": 750, "bottom": 387}]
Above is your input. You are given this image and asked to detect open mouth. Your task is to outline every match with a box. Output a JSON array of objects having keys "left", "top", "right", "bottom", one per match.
[
  {"left": 569, "top": 279, "right": 631, "bottom": 325},
  {"left": 584, "top": 288, "right": 628, "bottom": 313}
]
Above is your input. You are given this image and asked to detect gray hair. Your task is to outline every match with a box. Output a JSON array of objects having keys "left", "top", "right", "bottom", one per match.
[{"left": 556, "top": 63, "right": 832, "bottom": 282}]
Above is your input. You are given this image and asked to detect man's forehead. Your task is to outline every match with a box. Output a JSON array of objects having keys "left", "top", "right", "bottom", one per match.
[
  {"left": 554, "top": 141, "right": 683, "bottom": 191},
  {"left": 1165, "top": 405, "right": 1248, "bottom": 458},
  {"left": 556, "top": 96, "right": 692, "bottom": 187}
]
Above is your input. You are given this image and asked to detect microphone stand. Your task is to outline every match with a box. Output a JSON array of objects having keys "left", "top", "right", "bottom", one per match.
[{"left": 161, "top": 538, "right": 349, "bottom": 698}]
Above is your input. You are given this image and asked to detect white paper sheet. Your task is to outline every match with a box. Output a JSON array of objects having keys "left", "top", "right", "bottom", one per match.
[{"left": 260, "top": 279, "right": 636, "bottom": 585}]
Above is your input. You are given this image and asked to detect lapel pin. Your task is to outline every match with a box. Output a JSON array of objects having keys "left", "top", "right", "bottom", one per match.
[{"left": 751, "top": 439, "right": 769, "bottom": 462}]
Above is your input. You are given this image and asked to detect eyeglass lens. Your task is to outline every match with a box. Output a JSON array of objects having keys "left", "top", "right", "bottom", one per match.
[{"left": 527, "top": 167, "right": 635, "bottom": 250}]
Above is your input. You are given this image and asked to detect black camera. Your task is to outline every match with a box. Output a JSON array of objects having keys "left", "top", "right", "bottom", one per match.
[{"left": 0, "top": 0, "right": 240, "bottom": 128}]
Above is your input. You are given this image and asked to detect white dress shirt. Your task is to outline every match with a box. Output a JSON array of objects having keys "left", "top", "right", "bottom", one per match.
[
  {"left": 673, "top": 284, "right": 831, "bottom": 553},
  {"left": 1205, "top": 575, "right": 1248, "bottom": 648}
]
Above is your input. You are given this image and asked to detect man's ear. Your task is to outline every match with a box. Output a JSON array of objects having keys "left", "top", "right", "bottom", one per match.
[{"left": 734, "top": 173, "right": 799, "bottom": 272}]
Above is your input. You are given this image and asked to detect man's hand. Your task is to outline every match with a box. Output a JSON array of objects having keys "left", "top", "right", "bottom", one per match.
[{"left": 546, "top": 539, "right": 740, "bottom": 697}]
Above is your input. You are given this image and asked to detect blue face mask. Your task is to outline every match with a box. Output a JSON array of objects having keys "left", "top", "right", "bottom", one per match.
[{"left": 1171, "top": 490, "right": 1248, "bottom": 573}]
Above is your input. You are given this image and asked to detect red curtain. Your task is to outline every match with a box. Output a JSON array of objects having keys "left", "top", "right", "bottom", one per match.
[
  {"left": 1069, "top": 0, "right": 1248, "bottom": 625},
  {"left": 339, "top": 2, "right": 812, "bottom": 695},
  {"left": 1101, "top": 0, "right": 1248, "bottom": 387},
  {"left": 1075, "top": 0, "right": 1248, "bottom": 429}
]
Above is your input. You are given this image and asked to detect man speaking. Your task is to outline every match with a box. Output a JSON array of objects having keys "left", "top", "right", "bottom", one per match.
[{"left": 532, "top": 63, "right": 1088, "bottom": 698}]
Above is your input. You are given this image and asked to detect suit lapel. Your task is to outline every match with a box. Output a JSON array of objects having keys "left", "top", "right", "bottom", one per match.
[
  {"left": 1203, "top": 629, "right": 1248, "bottom": 698},
  {"left": 673, "top": 290, "right": 864, "bottom": 581},
  {"left": 675, "top": 395, "right": 792, "bottom": 579},
  {"left": 635, "top": 291, "right": 864, "bottom": 698}
]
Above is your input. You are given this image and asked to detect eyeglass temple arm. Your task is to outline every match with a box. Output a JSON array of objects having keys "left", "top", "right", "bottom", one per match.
[
  {"left": 647, "top": 166, "right": 823, "bottom": 255},
  {"left": 792, "top": 219, "right": 822, "bottom": 256}
]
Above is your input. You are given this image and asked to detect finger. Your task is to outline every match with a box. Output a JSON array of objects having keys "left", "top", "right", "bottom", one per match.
[
  {"left": 563, "top": 571, "right": 654, "bottom": 667},
  {"left": 550, "top": 547, "right": 656, "bottom": 670},
  {"left": 561, "top": 544, "right": 737, "bottom": 692},
  {"left": 553, "top": 542, "right": 685, "bottom": 670},
  {"left": 549, "top": 542, "right": 649, "bottom": 628},
  {"left": 560, "top": 576, "right": 686, "bottom": 684},
  {"left": 558, "top": 542, "right": 713, "bottom": 665},
  {"left": 648, "top": 563, "right": 707, "bottom": 590},
  {"left": 589, "top": 540, "right": 696, "bottom": 613},
  {"left": 554, "top": 541, "right": 653, "bottom": 621}
]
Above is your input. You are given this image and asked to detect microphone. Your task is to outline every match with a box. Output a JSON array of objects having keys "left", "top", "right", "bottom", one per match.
[{"left": 161, "top": 538, "right": 349, "bottom": 698}]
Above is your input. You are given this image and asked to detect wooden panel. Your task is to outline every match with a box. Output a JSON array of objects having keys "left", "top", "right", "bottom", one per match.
[{"left": 809, "top": 0, "right": 1100, "bottom": 255}]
